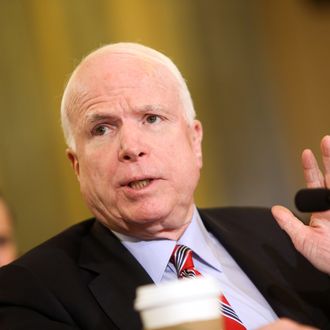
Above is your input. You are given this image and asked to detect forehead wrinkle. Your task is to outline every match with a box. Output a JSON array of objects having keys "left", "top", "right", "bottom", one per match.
[
  {"left": 67, "top": 89, "right": 117, "bottom": 127},
  {"left": 66, "top": 87, "right": 91, "bottom": 121},
  {"left": 70, "top": 82, "right": 140, "bottom": 112}
]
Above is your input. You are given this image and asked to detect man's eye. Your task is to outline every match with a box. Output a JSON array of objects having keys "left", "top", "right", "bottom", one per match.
[
  {"left": 92, "top": 125, "right": 110, "bottom": 136},
  {"left": 145, "top": 115, "right": 160, "bottom": 124}
]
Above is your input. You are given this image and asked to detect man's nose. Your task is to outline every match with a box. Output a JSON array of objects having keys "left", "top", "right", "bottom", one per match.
[{"left": 118, "top": 126, "right": 147, "bottom": 162}]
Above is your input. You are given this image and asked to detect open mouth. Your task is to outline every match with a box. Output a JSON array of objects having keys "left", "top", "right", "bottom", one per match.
[{"left": 128, "top": 179, "right": 153, "bottom": 190}]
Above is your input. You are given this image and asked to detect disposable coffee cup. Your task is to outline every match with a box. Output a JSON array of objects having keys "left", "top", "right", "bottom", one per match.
[{"left": 135, "top": 276, "right": 223, "bottom": 330}]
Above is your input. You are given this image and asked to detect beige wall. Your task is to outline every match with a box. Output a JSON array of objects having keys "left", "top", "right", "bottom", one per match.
[{"left": 1, "top": 0, "right": 330, "bottom": 254}]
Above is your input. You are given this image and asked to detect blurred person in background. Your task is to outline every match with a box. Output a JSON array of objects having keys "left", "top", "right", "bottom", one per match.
[{"left": 0, "top": 194, "right": 17, "bottom": 266}]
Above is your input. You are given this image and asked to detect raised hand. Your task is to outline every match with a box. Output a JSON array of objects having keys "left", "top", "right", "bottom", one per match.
[{"left": 271, "top": 135, "right": 330, "bottom": 275}]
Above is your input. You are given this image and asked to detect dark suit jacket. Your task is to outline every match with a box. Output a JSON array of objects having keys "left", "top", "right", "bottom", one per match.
[{"left": 0, "top": 207, "right": 329, "bottom": 330}]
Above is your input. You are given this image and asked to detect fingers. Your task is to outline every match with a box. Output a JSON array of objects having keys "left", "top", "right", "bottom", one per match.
[
  {"left": 271, "top": 205, "right": 306, "bottom": 250},
  {"left": 301, "top": 149, "right": 324, "bottom": 188},
  {"left": 301, "top": 135, "right": 330, "bottom": 189},
  {"left": 321, "top": 135, "right": 330, "bottom": 187}
]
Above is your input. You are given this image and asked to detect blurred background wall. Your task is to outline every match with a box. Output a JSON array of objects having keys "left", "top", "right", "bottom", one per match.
[{"left": 1, "top": 0, "right": 330, "bottom": 254}]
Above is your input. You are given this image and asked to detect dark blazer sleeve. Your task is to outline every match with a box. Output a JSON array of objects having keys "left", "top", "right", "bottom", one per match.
[
  {"left": 0, "top": 264, "right": 79, "bottom": 329},
  {"left": 0, "top": 219, "right": 150, "bottom": 330}
]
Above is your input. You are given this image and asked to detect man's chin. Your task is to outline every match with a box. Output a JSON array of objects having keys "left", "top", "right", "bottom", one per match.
[
  {"left": 123, "top": 212, "right": 189, "bottom": 240},
  {"left": 120, "top": 202, "right": 172, "bottom": 224},
  {"left": 127, "top": 222, "right": 184, "bottom": 240}
]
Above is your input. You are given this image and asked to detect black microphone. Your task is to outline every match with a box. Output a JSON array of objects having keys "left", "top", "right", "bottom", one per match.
[{"left": 295, "top": 188, "right": 330, "bottom": 212}]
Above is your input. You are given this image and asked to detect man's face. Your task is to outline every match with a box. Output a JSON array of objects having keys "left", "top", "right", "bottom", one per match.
[
  {"left": 67, "top": 54, "right": 203, "bottom": 239},
  {"left": 0, "top": 200, "right": 16, "bottom": 266}
]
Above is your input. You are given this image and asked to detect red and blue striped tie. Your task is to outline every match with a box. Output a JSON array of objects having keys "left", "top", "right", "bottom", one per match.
[{"left": 171, "top": 245, "right": 246, "bottom": 330}]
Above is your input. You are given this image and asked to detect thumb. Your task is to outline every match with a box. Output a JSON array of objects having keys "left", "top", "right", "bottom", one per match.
[{"left": 271, "top": 205, "right": 306, "bottom": 250}]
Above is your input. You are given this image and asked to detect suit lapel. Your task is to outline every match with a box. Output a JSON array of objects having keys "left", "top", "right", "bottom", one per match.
[{"left": 78, "top": 221, "right": 153, "bottom": 330}]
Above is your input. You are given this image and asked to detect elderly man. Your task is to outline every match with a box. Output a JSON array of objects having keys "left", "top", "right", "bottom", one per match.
[{"left": 0, "top": 43, "right": 329, "bottom": 330}]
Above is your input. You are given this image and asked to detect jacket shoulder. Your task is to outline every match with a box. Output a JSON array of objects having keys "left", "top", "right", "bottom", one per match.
[
  {"left": 13, "top": 218, "right": 96, "bottom": 270},
  {"left": 199, "top": 206, "right": 272, "bottom": 218},
  {"left": 198, "top": 206, "right": 275, "bottom": 230}
]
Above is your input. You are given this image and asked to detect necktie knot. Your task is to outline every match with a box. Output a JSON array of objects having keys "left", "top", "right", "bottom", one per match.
[{"left": 170, "top": 244, "right": 201, "bottom": 278}]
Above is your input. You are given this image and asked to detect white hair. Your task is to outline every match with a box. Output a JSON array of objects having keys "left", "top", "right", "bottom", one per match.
[{"left": 60, "top": 42, "right": 196, "bottom": 150}]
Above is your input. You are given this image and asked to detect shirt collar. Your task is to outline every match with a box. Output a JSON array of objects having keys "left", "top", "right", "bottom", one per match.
[
  {"left": 112, "top": 229, "right": 175, "bottom": 284},
  {"left": 112, "top": 206, "right": 222, "bottom": 283},
  {"left": 177, "top": 209, "right": 222, "bottom": 272}
]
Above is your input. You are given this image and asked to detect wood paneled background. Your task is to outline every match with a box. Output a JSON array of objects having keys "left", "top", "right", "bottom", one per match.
[{"left": 1, "top": 0, "right": 330, "bottom": 253}]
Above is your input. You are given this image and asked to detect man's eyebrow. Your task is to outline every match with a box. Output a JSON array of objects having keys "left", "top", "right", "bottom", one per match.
[
  {"left": 85, "top": 113, "right": 117, "bottom": 124},
  {"left": 136, "top": 104, "right": 166, "bottom": 113}
]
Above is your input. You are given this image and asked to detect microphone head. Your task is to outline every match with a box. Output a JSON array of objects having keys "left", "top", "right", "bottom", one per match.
[{"left": 295, "top": 188, "right": 330, "bottom": 212}]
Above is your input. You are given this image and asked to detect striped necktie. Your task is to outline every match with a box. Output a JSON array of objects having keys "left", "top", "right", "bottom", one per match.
[{"left": 171, "top": 245, "right": 246, "bottom": 330}]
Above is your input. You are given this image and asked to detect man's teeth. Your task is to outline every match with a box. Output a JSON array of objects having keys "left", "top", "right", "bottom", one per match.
[{"left": 129, "top": 179, "right": 151, "bottom": 190}]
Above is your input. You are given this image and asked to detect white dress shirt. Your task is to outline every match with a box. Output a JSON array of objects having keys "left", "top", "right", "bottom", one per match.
[{"left": 113, "top": 207, "right": 278, "bottom": 329}]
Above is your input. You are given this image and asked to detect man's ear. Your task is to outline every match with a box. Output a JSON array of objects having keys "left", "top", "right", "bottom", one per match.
[
  {"left": 191, "top": 120, "right": 203, "bottom": 168},
  {"left": 66, "top": 148, "right": 80, "bottom": 179}
]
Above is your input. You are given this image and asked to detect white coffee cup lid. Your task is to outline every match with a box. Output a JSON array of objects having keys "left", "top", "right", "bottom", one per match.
[{"left": 135, "top": 276, "right": 220, "bottom": 311}]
